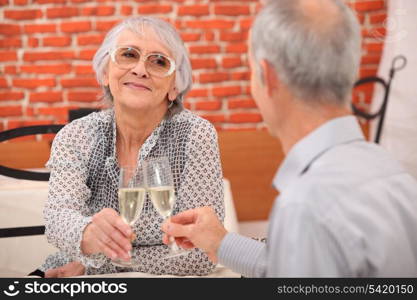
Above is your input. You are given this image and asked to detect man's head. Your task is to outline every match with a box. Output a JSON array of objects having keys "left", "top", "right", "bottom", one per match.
[{"left": 249, "top": 0, "right": 361, "bottom": 129}]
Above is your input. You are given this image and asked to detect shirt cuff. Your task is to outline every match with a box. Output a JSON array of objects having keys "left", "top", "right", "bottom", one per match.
[
  {"left": 217, "top": 232, "right": 266, "bottom": 277},
  {"left": 75, "top": 217, "right": 107, "bottom": 269}
]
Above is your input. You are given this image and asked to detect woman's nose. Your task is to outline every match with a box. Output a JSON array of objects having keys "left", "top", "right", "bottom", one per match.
[{"left": 130, "top": 58, "right": 149, "bottom": 78}]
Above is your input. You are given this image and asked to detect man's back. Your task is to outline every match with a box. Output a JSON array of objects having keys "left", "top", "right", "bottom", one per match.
[{"left": 269, "top": 117, "right": 417, "bottom": 277}]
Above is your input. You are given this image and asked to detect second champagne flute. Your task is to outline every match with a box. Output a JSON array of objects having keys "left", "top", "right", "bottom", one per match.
[
  {"left": 145, "top": 156, "right": 187, "bottom": 259},
  {"left": 111, "top": 166, "right": 146, "bottom": 267}
]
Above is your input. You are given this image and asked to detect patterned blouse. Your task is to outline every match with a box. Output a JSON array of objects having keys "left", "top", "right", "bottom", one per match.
[{"left": 41, "top": 108, "right": 224, "bottom": 276}]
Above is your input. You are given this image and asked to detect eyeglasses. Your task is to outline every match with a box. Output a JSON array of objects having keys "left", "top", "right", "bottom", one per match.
[{"left": 110, "top": 46, "right": 176, "bottom": 77}]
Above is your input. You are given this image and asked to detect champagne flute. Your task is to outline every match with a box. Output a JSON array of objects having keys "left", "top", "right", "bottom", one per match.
[
  {"left": 145, "top": 156, "right": 187, "bottom": 259},
  {"left": 111, "top": 166, "right": 146, "bottom": 267}
]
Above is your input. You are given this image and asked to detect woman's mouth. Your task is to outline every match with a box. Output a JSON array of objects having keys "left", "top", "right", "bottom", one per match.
[{"left": 123, "top": 82, "right": 152, "bottom": 91}]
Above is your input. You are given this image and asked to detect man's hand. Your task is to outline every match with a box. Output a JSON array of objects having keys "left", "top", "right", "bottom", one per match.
[
  {"left": 161, "top": 206, "right": 227, "bottom": 263},
  {"left": 45, "top": 261, "right": 85, "bottom": 278},
  {"left": 81, "top": 208, "right": 132, "bottom": 261}
]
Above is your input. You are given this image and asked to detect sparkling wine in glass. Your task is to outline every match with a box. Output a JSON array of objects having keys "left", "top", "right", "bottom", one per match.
[
  {"left": 145, "top": 156, "right": 187, "bottom": 259},
  {"left": 111, "top": 166, "right": 146, "bottom": 267}
]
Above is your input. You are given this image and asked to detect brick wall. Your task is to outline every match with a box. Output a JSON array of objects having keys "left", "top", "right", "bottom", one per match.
[{"left": 0, "top": 0, "right": 386, "bottom": 133}]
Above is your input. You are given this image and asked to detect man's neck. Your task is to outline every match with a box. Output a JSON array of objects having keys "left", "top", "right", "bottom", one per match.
[{"left": 275, "top": 101, "right": 351, "bottom": 155}]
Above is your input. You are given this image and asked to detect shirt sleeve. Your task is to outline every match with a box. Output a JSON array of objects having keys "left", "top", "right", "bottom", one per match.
[
  {"left": 43, "top": 121, "right": 107, "bottom": 269},
  {"left": 218, "top": 233, "right": 268, "bottom": 277}
]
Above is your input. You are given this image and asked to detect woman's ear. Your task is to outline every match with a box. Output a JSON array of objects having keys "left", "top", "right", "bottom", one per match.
[{"left": 168, "top": 86, "right": 178, "bottom": 101}]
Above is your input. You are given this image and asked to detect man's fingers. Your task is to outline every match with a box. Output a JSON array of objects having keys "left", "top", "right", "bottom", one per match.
[
  {"left": 168, "top": 209, "right": 198, "bottom": 225},
  {"left": 162, "top": 220, "right": 193, "bottom": 239}
]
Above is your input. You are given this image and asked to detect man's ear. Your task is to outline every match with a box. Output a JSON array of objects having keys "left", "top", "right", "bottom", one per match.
[
  {"left": 168, "top": 86, "right": 178, "bottom": 101},
  {"left": 260, "top": 59, "right": 280, "bottom": 98}
]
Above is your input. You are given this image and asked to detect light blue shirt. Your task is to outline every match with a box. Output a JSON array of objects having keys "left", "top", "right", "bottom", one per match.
[{"left": 218, "top": 116, "right": 417, "bottom": 277}]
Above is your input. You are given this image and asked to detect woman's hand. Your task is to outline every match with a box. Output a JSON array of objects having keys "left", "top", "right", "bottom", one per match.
[
  {"left": 45, "top": 261, "right": 85, "bottom": 278},
  {"left": 81, "top": 208, "right": 133, "bottom": 261}
]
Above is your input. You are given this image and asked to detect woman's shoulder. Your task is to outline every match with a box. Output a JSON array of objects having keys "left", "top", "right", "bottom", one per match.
[
  {"left": 171, "top": 109, "right": 216, "bottom": 133},
  {"left": 54, "top": 109, "right": 113, "bottom": 143}
]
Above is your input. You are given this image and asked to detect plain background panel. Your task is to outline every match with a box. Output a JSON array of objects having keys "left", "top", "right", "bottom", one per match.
[{"left": 371, "top": 0, "right": 417, "bottom": 180}]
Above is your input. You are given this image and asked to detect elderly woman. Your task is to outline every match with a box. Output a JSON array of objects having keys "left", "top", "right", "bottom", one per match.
[{"left": 34, "top": 16, "right": 224, "bottom": 277}]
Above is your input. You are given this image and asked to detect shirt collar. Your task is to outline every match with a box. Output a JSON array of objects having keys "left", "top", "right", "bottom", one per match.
[{"left": 273, "top": 115, "right": 365, "bottom": 192}]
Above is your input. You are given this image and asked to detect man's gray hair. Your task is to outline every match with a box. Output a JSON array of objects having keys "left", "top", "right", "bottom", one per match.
[
  {"left": 93, "top": 16, "right": 192, "bottom": 112},
  {"left": 251, "top": 0, "right": 361, "bottom": 105}
]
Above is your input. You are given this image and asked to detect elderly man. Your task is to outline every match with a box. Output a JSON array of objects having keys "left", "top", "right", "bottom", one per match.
[{"left": 162, "top": 0, "right": 417, "bottom": 277}]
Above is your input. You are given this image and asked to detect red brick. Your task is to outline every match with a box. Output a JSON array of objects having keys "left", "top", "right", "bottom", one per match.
[
  {"left": 13, "top": 0, "right": 27, "bottom": 4},
  {"left": 189, "top": 45, "right": 220, "bottom": 54},
  {"left": 121, "top": 6, "right": 133, "bottom": 16},
  {"left": 82, "top": 6, "right": 115, "bottom": 16},
  {"left": 0, "top": 38, "right": 22, "bottom": 48},
  {"left": 30, "top": 92, "right": 62, "bottom": 103},
  {"left": 205, "top": 31, "right": 215, "bottom": 42},
  {"left": 360, "top": 67, "right": 378, "bottom": 78},
  {"left": 23, "top": 51, "right": 75, "bottom": 61},
  {"left": 43, "top": 36, "right": 72, "bottom": 47},
  {"left": 61, "top": 21, "right": 91, "bottom": 33},
  {"left": 222, "top": 57, "right": 242, "bottom": 68},
  {"left": 74, "top": 65, "right": 94, "bottom": 75},
  {"left": 215, "top": 5, "right": 250, "bottom": 16},
  {"left": 370, "top": 13, "right": 387, "bottom": 24},
  {"left": 61, "top": 78, "right": 98, "bottom": 88},
  {"left": 4, "top": 9, "right": 43, "bottom": 20},
  {"left": 78, "top": 49, "right": 98, "bottom": 60},
  {"left": 77, "top": 34, "right": 105, "bottom": 46},
  {"left": 24, "top": 24, "right": 56, "bottom": 34},
  {"left": 190, "top": 58, "right": 217, "bottom": 69},
  {"left": 178, "top": 5, "right": 209, "bottom": 16},
  {"left": 0, "top": 77, "right": 7, "bottom": 88},
  {"left": 226, "top": 43, "right": 248, "bottom": 53},
  {"left": 95, "top": 20, "right": 120, "bottom": 32},
  {"left": 230, "top": 113, "right": 262, "bottom": 123},
  {"left": 138, "top": 5, "right": 172, "bottom": 14},
  {"left": 195, "top": 100, "right": 222, "bottom": 111},
  {"left": 354, "top": 1, "right": 385, "bottom": 12},
  {"left": 361, "top": 54, "right": 382, "bottom": 65},
  {"left": 20, "top": 64, "right": 72, "bottom": 74},
  {"left": 34, "top": 0, "right": 66, "bottom": 3},
  {"left": 0, "top": 106, "right": 22, "bottom": 117},
  {"left": 4, "top": 66, "right": 17, "bottom": 74},
  {"left": 13, "top": 78, "right": 56, "bottom": 89},
  {"left": 220, "top": 31, "right": 248, "bottom": 42},
  {"left": 0, "top": 92, "right": 24, "bottom": 101},
  {"left": 180, "top": 33, "right": 201, "bottom": 42},
  {"left": 68, "top": 91, "right": 100, "bottom": 102},
  {"left": 212, "top": 86, "right": 241, "bottom": 97},
  {"left": 0, "top": 51, "right": 17, "bottom": 62},
  {"left": 0, "top": 24, "right": 21, "bottom": 35},
  {"left": 240, "top": 18, "right": 253, "bottom": 30},
  {"left": 364, "top": 42, "right": 384, "bottom": 53},
  {"left": 187, "top": 88, "right": 208, "bottom": 98},
  {"left": 228, "top": 98, "right": 257, "bottom": 109},
  {"left": 199, "top": 72, "right": 229, "bottom": 83},
  {"left": 28, "top": 38, "right": 39, "bottom": 48},
  {"left": 47, "top": 7, "right": 79, "bottom": 18},
  {"left": 37, "top": 106, "right": 70, "bottom": 118},
  {"left": 185, "top": 20, "right": 235, "bottom": 29},
  {"left": 201, "top": 114, "right": 226, "bottom": 124}
]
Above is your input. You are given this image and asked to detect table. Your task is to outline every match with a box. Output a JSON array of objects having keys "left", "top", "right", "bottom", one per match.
[{"left": 75, "top": 265, "right": 240, "bottom": 278}]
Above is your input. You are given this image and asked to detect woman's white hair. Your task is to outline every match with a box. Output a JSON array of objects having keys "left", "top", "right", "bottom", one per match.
[
  {"left": 251, "top": 0, "right": 361, "bottom": 106},
  {"left": 92, "top": 16, "right": 192, "bottom": 113}
]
